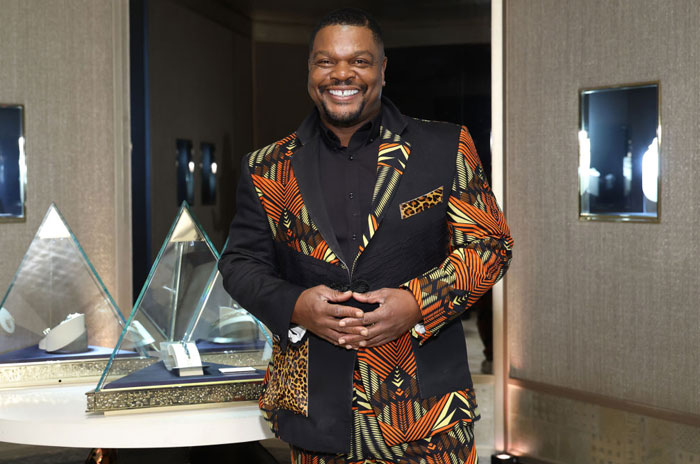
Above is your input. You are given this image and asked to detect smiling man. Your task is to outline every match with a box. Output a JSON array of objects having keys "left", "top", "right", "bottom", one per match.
[{"left": 219, "top": 8, "right": 513, "bottom": 464}]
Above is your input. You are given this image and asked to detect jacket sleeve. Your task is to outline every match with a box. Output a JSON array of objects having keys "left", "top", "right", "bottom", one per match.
[
  {"left": 218, "top": 156, "right": 305, "bottom": 349},
  {"left": 403, "top": 126, "right": 513, "bottom": 344}
]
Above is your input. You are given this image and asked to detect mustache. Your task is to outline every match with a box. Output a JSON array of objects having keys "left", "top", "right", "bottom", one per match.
[{"left": 320, "top": 80, "right": 368, "bottom": 93}]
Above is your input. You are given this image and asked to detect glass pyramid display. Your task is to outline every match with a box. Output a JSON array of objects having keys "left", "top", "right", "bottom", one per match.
[
  {"left": 0, "top": 204, "right": 126, "bottom": 365},
  {"left": 96, "top": 202, "right": 221, "bottom": 390},
  {"left": 183, "top": 240, "right": 272, "bottom": 364}
]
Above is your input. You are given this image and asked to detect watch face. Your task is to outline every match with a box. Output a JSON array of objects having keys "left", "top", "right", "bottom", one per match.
[{"left": 0, "top": 307, "right": 15, "bottom": 334}]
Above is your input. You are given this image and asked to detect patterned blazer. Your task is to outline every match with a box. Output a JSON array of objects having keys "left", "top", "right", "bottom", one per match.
[{"left": 219, "top": 98, "right": 513, "bottom": 453}]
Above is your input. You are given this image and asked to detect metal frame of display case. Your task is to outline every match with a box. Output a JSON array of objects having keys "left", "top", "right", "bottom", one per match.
[{"left": 85, "top": 372, "right": 263, "bottom": 414}]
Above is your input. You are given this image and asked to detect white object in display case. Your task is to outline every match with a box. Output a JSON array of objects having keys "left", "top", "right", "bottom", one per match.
[
  {"left": 160, "top": 341, "right": 203, "bottom": 376},
  {"left": 0, "top": 307, "right": 15, "bottom": 334},
  {"left": 38, "top": 313, "right": 88, "bottom": 353}
]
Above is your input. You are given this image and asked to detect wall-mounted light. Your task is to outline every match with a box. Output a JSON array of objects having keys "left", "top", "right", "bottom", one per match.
[
  {"left": 200, "top": 142, "right": 216, "bottom": 205},
  {"left": 176, "top": 139, "right": 194, "bottom": 205}
]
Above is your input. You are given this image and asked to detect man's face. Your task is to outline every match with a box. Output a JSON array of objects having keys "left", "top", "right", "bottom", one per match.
[{"left": 308, "top": 24, "right": 387, "bottom": 129}]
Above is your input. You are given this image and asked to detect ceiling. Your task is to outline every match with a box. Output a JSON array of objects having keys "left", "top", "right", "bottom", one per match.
[{"left": 220, "top": 0, "right": 490, "bottom": 23}]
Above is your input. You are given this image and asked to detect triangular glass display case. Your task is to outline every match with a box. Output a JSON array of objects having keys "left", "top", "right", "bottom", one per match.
[
  {"left": 0, "top": 204, "right": 135, "bottom": 387},
  {"left": 183, "top": 239, "right": 272, "bottom": 364},
  {"left": 88, "top": 203, "right": 268, "bottom": 413}
]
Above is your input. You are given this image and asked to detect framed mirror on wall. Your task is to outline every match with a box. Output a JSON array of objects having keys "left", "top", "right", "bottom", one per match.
[
  {"left": 200, "top": 142, "right": 216, "bottom": 206},
  {"left": 0, "top": 104, "right": 26, "bottom": 222},
  {"left": 579, "top": 83, "right": 660, "bottom": 222},
  {"left": 176, "top": 139, "right": 194, "bottom": 206}
]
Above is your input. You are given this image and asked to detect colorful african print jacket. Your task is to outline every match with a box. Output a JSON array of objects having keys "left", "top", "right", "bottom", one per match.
[{"left": 219, "top": 98, "right": 513, "bottom": 453}]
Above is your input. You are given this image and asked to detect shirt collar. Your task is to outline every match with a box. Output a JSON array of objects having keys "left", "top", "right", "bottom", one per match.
[
  {"left": 295, "top": 96, "right": 407, "bottom": 147},
  {"left": 319, "top": 110, "right": 381, "bottom": 151}
]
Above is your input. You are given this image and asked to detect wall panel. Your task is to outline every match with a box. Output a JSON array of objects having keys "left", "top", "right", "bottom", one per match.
[
  {"left": 506, "top": 0, "right": 700, "bottom": 416},
  {"left": 0, "top": 0, "right": 131, "bottom": 310},
  {"left": 148, "top": 0, "right": 247, "bottom": 253}
]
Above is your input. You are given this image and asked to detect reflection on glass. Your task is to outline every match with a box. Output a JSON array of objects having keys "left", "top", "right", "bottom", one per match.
[
  {"left": 183, "top": 240, "right": 272, "bottom": 360},
  {"left": 579, "top": 83, "right": 660, "bottom": 221},
  {"left": 176, "top": 139, "right": 194, "bottom": 205},
  {"left": 0, "top": 204, "right": 125, "bottom": 365},
  {"left": 201, "top": 142, "right": 216, "bottom": 205},
  {"left": 0, "top": 105, "right": 26, "bottom": 220},
  {"left": 96, "top": 202, "right": 218, "bottom": 390}
]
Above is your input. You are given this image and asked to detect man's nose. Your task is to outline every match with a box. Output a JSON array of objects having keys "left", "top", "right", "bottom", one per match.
[{"left": 330, "top": 61, "right": 354, "bottom": 81}]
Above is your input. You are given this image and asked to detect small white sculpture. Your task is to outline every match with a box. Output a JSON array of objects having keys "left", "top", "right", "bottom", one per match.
[
  {"left": 123, "top": 320, "right": 156, "bottom": 348},
  {"left": 0, "top": 307, "right": 15, "bottom": 334},
  {"left": 38, "top": 313, "right": 88, "bottom": 353}
]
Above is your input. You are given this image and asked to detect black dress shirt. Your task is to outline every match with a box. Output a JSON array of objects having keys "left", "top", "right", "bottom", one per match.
[{"left": 318, "top": 112, "right": 382, "bottom": 266}]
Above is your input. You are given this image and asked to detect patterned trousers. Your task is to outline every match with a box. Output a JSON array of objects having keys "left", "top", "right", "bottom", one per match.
[{"left": 290, "top": 372, "right": 478, "bottom": 464}]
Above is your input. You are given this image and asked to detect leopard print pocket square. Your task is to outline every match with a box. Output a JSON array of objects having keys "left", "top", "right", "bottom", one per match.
[{"left": 399, "top": 186, "right": 444, "bottom": 219}]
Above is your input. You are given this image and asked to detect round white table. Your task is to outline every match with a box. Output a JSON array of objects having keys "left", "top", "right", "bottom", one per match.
[{"left": 0, "top": 383, "right": 273, "bottom": 448}]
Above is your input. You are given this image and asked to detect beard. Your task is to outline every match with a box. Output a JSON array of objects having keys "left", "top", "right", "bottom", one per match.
[
  {"left": 319, "top": 99, "right": 367, "bottom": 128},
  {"left": 318, "top": 80, "right": 369, "bottom": 128}
]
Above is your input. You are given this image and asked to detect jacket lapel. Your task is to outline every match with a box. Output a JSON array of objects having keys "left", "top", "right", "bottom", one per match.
[
  {"left": 353, "top": 126, "right": 411, "bottom": 268},
  {"left": 290, "top": 137, "right": 346, "bottom": 266}
]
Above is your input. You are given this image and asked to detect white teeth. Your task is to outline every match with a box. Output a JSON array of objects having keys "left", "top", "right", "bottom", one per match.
[{"left": 329, "top": 89, "right": 359, "bottom": 97}]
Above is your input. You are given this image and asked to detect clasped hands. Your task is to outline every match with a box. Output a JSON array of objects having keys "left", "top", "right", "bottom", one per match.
[{"left": 291, "top": 285, "right": 423, "bottom": 349}]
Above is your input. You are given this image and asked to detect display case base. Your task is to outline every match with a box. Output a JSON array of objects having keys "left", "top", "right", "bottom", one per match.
[
  {"left": 86, "top": 378, "right": 263, "bottom": 414},
  {"left": 85, "top": 361, "right": 264, "bottom": 414},
  {"left": 0, "top": 356, "right": 152, "bottom": 389}
]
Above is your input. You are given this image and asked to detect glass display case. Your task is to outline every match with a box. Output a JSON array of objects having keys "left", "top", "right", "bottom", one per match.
[
  {"left": 0, "top": 204, "right": 136, "bottom": 387},
  {"left": 87, "top": 203, "right": 269, "bottom": 413},
  {"left": 183, "top": 239, "right": 272, "bottom": 364}
]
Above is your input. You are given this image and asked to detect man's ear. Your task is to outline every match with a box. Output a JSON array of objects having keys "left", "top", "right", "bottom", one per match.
[{"left": 381, "top": 56, "right": 387, "bottom": 86}]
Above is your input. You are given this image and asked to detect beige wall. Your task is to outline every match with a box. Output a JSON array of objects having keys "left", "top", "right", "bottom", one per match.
[
  {"left": 148, "top": 0, "right": 252, "bottom": 253},
  {"left": 504, "top": 0, "right": 700, "bottom": 462},
  {"left": 0, "top": 0, "right": 131, "bottom": 311}
]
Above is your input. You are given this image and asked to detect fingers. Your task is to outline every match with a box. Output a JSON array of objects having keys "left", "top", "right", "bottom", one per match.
[
  {"left": 360, "top": 309, "right": 380, "bottom": 325},
  {"left": 351, "top": 290, "right": 385, "bottom": 304},
  {"left": 361, "top": 335, "right": 392, "bottom": 348},
  {"left": 317, "top": 328, "right": 348, "bottom": 346},
  {"left": 327, "top": 303, "right": 364, "bottom": 319},
  {"left": 337, "top": 333, "right": 367, "bottom": 347},
  {"left": 326, "top": 289, "right": 353, "bottom": 303},
  {"left": 338, "top": 316, "right": 366, "bottom": 328},
  {"left": 320, "top": 329, "right": 363, "bottom": 350},
  {"left": 336, "top": 324, "right": 367, "bottom": 336}
]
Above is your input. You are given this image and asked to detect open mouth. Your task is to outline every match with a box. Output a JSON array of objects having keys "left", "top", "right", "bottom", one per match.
[{"left": 328, "top": 89, "right": 359, "bottom": 97}]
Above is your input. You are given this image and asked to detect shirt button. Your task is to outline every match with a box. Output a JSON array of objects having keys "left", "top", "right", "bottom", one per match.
[
  {"left": 348, "top": 192, "right": 355, "bottom": 199},
  {"left": 349, "top": 155, "right": 354, "bottom": 161},
  {"left": 352, "top": 233, "right": 357, "bottom": 240}
]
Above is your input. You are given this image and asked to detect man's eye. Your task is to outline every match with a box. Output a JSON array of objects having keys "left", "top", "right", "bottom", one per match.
[
  {"left": 317, "top": 59, "right": 332, "bottom": 66},
  {"left": 354, "top": 59, "right": 370, "bottom": 65}
]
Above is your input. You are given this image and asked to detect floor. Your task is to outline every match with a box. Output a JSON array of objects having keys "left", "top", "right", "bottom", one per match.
[{"left": 0, "top": 316, "right": 496, "bottom": 463}]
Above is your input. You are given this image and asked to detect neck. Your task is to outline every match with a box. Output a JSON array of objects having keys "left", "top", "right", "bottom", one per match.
[
  {"left": 321, "top": 105, "right": 381, "bottom": 147},
  {"left": 323, "top": 124, "right": 361, "bottom": 147}
]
